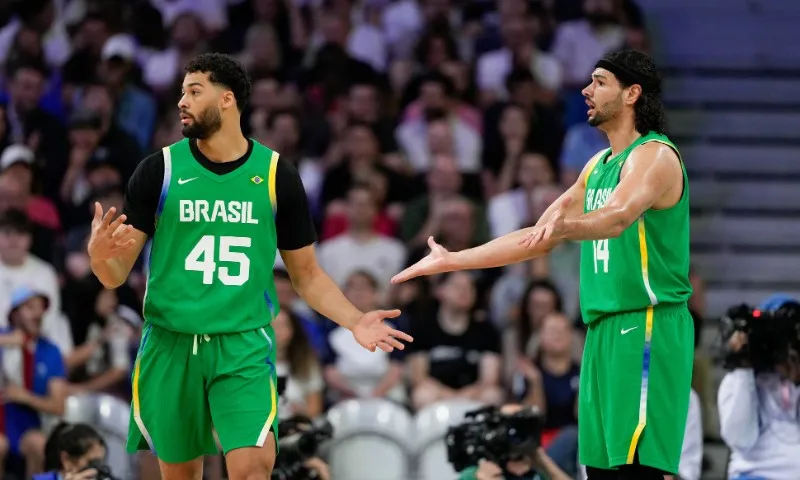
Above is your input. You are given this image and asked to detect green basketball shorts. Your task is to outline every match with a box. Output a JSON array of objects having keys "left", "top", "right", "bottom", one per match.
[
  {"left": 578, "top": 303, "right": 694, "bottom": 474},
  {"left": 126, "top": 323, "right": 279, "bottom": 463}
]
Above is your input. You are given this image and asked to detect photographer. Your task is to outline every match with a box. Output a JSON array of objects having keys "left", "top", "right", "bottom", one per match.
[
  {"left": 718, "top": 295, "right": 800, "bottom": 480},
  {"left": 456, "top": 404, "right": 573, "bottom": 480},
  {"left": 273, "top": 415, "right": 331, "bottom": 480},
  {"left": 34, "top": 422, "right": 113, "bottom": 480}
]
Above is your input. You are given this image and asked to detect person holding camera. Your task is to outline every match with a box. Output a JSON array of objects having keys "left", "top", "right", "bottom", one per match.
[
  {"left": 34, "top": 422, "right": 113, "bottom": 480},
  {"left": 457, "top": 404, "right": 573, "bottom": 480},
  {"left": 718, "top": 295, "right": 800, "bottom": 480}
]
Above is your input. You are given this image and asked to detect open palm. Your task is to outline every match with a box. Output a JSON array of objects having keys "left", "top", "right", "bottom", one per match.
[
  {"left": 391, "top": 236, "right": 452, "bottom": 284},
  {"left": 352, "top": 309, "right": 413, "bottom": 352}
]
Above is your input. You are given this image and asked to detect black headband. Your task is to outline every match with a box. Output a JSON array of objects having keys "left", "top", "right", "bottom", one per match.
[{"left": 595, "top": 59, "right": 661, "bottom": 94}]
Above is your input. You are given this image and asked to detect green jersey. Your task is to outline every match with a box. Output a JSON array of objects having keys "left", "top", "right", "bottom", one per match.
[
  {"left": 143, "top": 139, "right": 281, "bottom": 334},
  {"left": 579, "top": 131, "right": 692, "bottom": 324}
]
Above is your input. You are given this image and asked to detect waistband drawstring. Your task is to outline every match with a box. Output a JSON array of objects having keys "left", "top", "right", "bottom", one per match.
[{"left": 192, "top": 334, "right": 211, "bottom": 355}]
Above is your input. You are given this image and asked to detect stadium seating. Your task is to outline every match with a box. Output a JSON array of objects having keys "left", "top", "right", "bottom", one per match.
[
  {"left": 326, "top": 399, "right": 414, "bottom": 480},
  {"left": 414, "top": 399, "right": 484, "bottom": 480}
]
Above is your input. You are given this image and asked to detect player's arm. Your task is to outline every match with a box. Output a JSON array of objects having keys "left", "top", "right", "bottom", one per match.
[
  {"left": 89, "top": 153, "right": 161, "bottom": 288},
  {"left": 283, "top": 246, "right": 363, "bottom": 329},
  {"left": 444, "top": 153, "right": 598, "bottom": 271},
  {"left": 89, "top": 227, "right": 147, "bottom": 289},
  {"left": 557, "top": 142, "right": 682, "bottom": 241},
  {"left": 274, "top": 160, "right": 363, "bottom": 330}
]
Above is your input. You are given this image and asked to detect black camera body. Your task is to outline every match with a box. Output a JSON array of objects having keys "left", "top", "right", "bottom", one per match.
[
  {"left": 445, "top": 405, "right": 544, "bottom": 472},
  {"left": 721, "top": 302, "right": 800, "bottom": 372},
  {"left": 271, "top": 416, "right": 333, "bottom": 480}
]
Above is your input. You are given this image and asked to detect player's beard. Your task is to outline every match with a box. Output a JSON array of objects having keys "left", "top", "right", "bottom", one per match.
[
  {"left": 182, "top": 106, "right": 223, "bottom": 140},
  {"left": 587, "top": 93, "right": 623, "bottom": 127}
]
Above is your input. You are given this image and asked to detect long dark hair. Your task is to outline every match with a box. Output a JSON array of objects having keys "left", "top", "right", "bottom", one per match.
[
  {"left": 44, "top": 422, "right": 106, "bottom": 471},
  {"left": 605, "top": 50, "right": 667, "bottom": 135}
]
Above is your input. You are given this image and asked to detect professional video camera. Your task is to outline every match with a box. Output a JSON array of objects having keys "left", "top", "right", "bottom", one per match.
[
  {"left": 721, "top": 302, "right": 800, "bottom": 372},
  {"left": 445, "top": 405, "right": 544, "bottom": 473},
  {"left": 271, "top": 416, "right": 333, "bottom": 480}
]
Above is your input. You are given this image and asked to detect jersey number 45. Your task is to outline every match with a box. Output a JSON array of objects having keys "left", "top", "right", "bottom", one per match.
[{"left": 185, "top": 235, "right": 251, "bottom": 286}]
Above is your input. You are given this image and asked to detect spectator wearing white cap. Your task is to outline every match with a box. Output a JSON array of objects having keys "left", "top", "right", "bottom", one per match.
[
  {"left": 98, "top": 34, "right": 157, "bottom": 151},
  {"left": 0, "top": 144, "right": 60, "bottom": 261},
  {"left": 0, "top": 145, "right": 59, "bottom": 228}
]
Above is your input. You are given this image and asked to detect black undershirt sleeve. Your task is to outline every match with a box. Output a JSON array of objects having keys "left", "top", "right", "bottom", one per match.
[
  {"left": 274, "top": 159, "right": 318, "bottom": 250},
  {"left": 123, "top": 151, "right": 165, "bottom": 237}
]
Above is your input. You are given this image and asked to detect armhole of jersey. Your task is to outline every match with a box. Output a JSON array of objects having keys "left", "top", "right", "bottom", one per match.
[
  {"left": 155, "top": 146, "right": 172, "bottom": 220},
  {"left": 583, "top": 150, "right": 606, "bottom": 187},
  {"left": 267, "top": 150, "right": 280, "bottom": 216}
]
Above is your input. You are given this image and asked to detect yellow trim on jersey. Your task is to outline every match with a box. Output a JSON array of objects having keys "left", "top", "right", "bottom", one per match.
[
  {"left": 626, "top": 304, "right": 655, "bottom": 463},
  {"left": 132, "top": 357, "right": 154, "bottom": 450},
  {"left": 637, "top": 218, "right": 659, "bottom": 305},
  {"left": 583, "top": 148, "right": 609, "bottom": 187},
  {"left": 267, "top": 150, "right": 280, "bottom": 213}
]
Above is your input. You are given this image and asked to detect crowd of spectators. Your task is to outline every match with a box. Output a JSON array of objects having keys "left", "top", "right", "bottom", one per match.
[{"left": 0, "top": 0, "right": 713, "bottom": 478}]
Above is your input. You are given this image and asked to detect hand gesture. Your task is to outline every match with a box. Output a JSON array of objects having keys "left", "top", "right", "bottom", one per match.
[
  {"left": 475, "top": 459, "right": 504, "bottom": 480},
  {"left": 391, "top": 236, "right": 453, "bottom": 284},
  {"left": 87, "top": 203, "right": 136, "bottom": 261},
  {"left": 352, "top": 309, "right": 413, "bottom": 353},
  {"left": 519, "top": 196, "right": 572, "bottom": 249}
]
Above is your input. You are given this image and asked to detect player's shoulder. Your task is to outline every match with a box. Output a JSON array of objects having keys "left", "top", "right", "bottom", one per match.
[
  {"left": 138, "top": 148, "right": 166, "bottom": 172},
  {"left": 629, "top": 139, "right": 681, "bottom": 167}
]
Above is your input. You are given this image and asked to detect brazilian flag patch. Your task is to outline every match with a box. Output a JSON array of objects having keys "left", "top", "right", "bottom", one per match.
[{"left": 251, "top": 175, "right": 263, "bottom": 185}]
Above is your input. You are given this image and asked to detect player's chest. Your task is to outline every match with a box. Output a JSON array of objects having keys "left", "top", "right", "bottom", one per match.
[
  {"left": 585, "top": 165, "right": 622, "bottom": 213},
  {"left": 161, "top": 173, "right": 274, "bottom": 231}
]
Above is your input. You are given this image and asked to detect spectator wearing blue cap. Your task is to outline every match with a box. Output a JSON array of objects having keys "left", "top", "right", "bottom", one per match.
[
  {"left": 0, "top": 286, "right": 67, "bottom": 478},
  {"left": 718, "top": 294, "right": 800, "bottom": 480}
]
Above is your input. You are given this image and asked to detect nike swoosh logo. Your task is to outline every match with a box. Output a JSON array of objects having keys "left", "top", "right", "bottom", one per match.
[
  {"left": 178, "top": 177, "right": 198, "bottom": 185},
  {"left": 621, "top": 327, "right": 639, "bottom": 335}
]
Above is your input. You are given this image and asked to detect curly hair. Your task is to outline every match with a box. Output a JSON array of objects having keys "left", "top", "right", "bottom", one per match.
[
  {"left": 603, "top": 50, "right": 667, "bottom": 135},
  {"left": 185, "top": 53, "right": 251, "bottom": 112}
]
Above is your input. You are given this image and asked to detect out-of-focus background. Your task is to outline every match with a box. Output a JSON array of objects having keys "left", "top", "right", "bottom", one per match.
[{"left": 0, "top": 0, "right": 798, "bottom": 478}]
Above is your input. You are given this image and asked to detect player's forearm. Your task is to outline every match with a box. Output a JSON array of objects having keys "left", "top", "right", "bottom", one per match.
[
  {"left": 561, "top": 206, "right": 632, "bottom": 241},
  {"left": 90, "top": 257, "right": 132, "bottom": 289},
  {"left": 449, "top": 227, "right": 557, "bottom": 271},
  {"left": 292, "top": 267, "right": 363, "bottom": 330}
]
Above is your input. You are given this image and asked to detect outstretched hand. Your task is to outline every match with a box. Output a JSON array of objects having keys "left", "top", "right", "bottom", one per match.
[
  {"left": 391, "top": 236, "right": 452, "bottom": 284},
  {"left": 87, "top": 202, "right": 137, "bottom": 261},
  {"left": 519, "top": 196, "right": 572, "bottom": 249},
  {"left": 352, "top": 309, "right": 413, "bottom": 353}
]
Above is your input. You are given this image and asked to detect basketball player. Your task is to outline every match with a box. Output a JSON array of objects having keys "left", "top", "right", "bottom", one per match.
[
  {"left": 87, "top": 53, "right": 412, "bottom": 480},
  {"left": 392, "top": 50, "right": 693, "bottom": 480}
]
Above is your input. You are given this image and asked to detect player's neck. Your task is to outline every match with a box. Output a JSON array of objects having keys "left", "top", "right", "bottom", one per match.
[
  {"left": 196, "top": 127, "right": 249, "bottom": 163},
  {"left": 603, "top": 117, "right": 641, "bottom": 156}
]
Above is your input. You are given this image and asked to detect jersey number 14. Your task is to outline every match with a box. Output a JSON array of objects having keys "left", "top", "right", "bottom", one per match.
[
  {"left": 592, "top": 239, "right": 609, "bottom": 274},
  {"left": 185, "top": 235, "right": 251, "bottom": 286}
]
